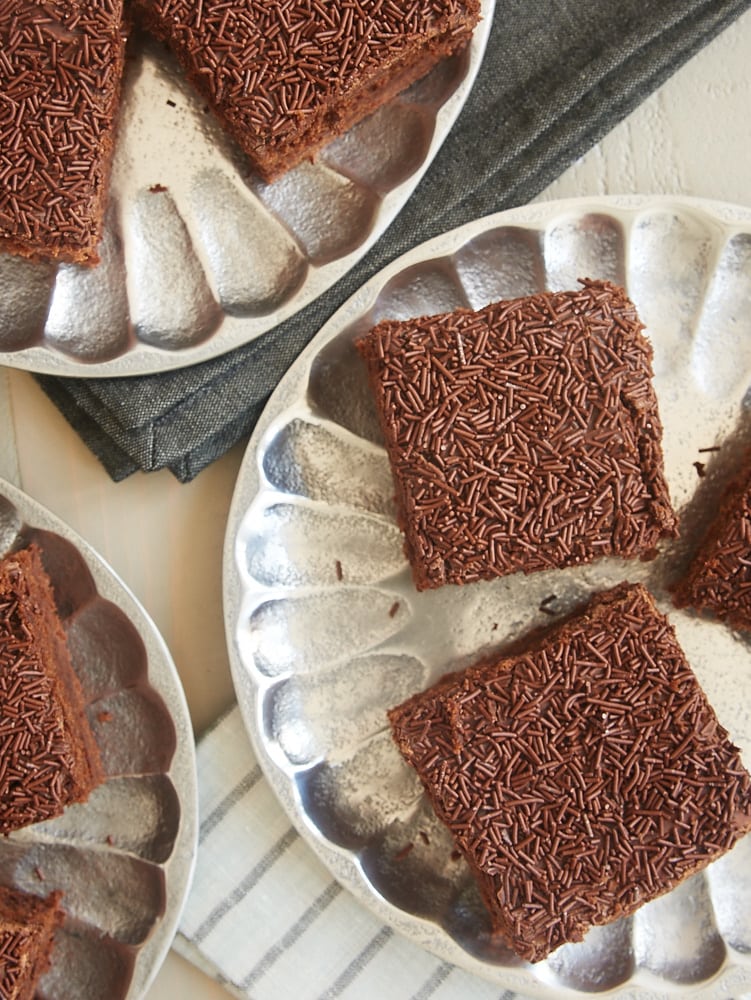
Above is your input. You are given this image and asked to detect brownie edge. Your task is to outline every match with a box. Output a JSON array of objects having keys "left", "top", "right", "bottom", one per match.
[
  {"left": 672, "top": 457, "right": 751, "bottom": 630},
  {"left": 0, "top": 887, "right": 63, "bottom": 1000},
  {"left": 132, "top": 0, "right": 481, "bottom": 182},
  {"left": 0, "top": 0, "right": 128, "bottom": 265},
  {"left": 388, "top": 582, "right": 751, "bottom": 962},
  {"left": 0, "top": 545, "right": 104, "bottom": 834}
]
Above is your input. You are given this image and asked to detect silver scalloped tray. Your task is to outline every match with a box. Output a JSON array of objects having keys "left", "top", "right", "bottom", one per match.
[
  {"left": 224, "top": 195, "right": 751, "bottom": 998},
  {"left": 0, "top": 478, "right": 197, "bottom": 999},
  {"left": 0, "top": 5, "right": 493, "bottom": 377}
]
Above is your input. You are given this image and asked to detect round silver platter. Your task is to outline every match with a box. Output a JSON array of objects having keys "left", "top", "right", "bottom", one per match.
[
  {"left": 0, "top": 478, "right": 197, "bottom": 999},
  {"left": 224, "top": 195, "right": 751, "bottom": 999},
  {"left": 0, "top": 3, "right": 494, "bottom": 377}
]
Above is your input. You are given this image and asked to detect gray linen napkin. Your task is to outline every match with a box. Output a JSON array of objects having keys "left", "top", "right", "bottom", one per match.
[{"left": 36, "top": 0, "right": 751, "bottom": 482}]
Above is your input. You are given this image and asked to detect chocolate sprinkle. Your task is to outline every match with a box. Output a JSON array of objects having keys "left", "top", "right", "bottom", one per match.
[
  {"left": 133, "top": 0, "right": 480, "bottom": 181},
  {"left": 357, "top": 280, "right": 678, "bottom": 591},
  {"left": 0, "top": 0, "right": 128, "bottom": 264},
  {"left": 389, "top": 582, "right": 751, "bottom": 962},
  {"left": 0, "top": 546, "right": 103, "bottom": 835},
  {"left": 673, "top": 457, "right": 751, "bottom": 630}
]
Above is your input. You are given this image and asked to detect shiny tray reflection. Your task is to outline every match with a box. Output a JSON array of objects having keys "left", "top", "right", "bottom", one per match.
[
  {"left": 0, "top": 4, "right": 493, "bottom": 376},
  {"left": 226, "top": 196, "right": 751, "bottom": 998},
  {"left": 0, "top": 479, "right": 197, "bottom": 999}
]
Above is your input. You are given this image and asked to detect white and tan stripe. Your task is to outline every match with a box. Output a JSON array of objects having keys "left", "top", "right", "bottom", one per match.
[{"left": 177, "top": 705, "right": 524, "bottom": 1000}]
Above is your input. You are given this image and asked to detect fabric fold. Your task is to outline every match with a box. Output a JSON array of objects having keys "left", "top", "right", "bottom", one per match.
[{"left": 35, "top": 0, "right": 751, "bottom": 482}]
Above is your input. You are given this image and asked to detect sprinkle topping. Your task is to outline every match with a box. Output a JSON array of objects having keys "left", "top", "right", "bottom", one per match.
[
  {"left": 357, "top": 280, "right": 678, "bottom": 590},
  {"left": 0, "top": 571, "right": 75, "bottom": 831},
  {"left": 0, "top": 0, "right": 127, "bottom": 263},
  {"left": 0, "top": 887, "right": 62, "bottom": 996},
  {"left": 0, "top": 548, "right": 101, "bottom": 834},
  {"left": 0, "top": 925, "right": 37, "bottom": 996},
  {"left": 673, "top": 457, "right": 751, "bottom": 629},
  {"left": 389, "top": 582, "right": 751, "bottom": 962}
]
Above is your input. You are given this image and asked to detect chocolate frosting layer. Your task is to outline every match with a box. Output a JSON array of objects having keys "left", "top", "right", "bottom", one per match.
[
  {"left": 357, "top": 280, "right": 678, "bottom": 590},
  {"left": 0, "top": 546, "right": 102, "bottom": 834},
  {"left": 673, "top": 457, "right": 751, "bottom": 630}
]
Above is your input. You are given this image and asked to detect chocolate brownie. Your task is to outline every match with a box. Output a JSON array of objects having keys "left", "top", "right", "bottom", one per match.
[
  {"left": 0, "top": 887, "right": 63, "bottom": 1000},
  {"left": 673, "top": 457, "right": 751, "bottom": 630},
  {"left": 0, "top": 0, "right": 128, "bottom": 265},
  {"left": 133, "top": 0, "right": 481, "bottom": 182},
  {"left": 356, "top": 280, "right": 678, "bottom": 591},
  {"left": 389, "top": 583, "right": 751, "bottom": 962},
  {"left": 0, "top": 545, "right": 103, "bottom": 834}
]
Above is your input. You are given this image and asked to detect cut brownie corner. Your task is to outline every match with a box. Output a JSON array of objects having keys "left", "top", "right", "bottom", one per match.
[
  {"left": 672, "top": 457, "right": 751, "bottom": 631},
  {"left": 0, "top": 544, "right": 104, "bottom": 835},
  {"left": 357, "top": 281, "right": 678, "bottom": 591},
  {"left": 389, "top": 581, "right": 751, "bottom": 962},
  {"left": 0, "top": 886, "right": 63, "bottom": 1000}
]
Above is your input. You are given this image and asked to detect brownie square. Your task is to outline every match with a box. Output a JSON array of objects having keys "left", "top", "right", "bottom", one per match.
[
  {"left": 357, "top": 280, "right": 678, "bottom": 591},
  {"left": 389, "top": 582, "right": 751, "bottom": 962},
  {"left": 0, "top": 887, "right": 63, "bottom": 1000},
  {"left": 133, "top": 0, "right": 481, "bottom": 182},
  {"left": 0, "top": 0, "right": 128, "bottom": 265},
  {"left": 673, "top": 457, "right": 751, "bottom": 630},
  {"left": 0, "top": 545, "right": 103, "bottom": 835}
]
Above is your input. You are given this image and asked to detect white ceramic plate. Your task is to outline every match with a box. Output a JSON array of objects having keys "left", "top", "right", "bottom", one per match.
[
  {"left": 0, "top": 478, "right": 197, "bottom": 999},
  {"left": 224, "top": 196, "right": 751, "bottom": 998},
  {"left": 0, "top": 5, "right": 493, "bottom": 377}
]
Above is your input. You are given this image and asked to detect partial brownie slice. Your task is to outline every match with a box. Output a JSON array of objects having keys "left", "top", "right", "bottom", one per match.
[
  {"left": 357, "top": 279, "right": 678, "bottom": 591},
  {"left": 0, "top": 887, "right": 63, "bottom": 1000},
  {"left": 0, "top": 545, "right": 103, "bottom": 835},
  {"left": 389, "top": 582, "right": 751, "bottom": 963},
  {"left": 673, "top": 458, "right": 751, "bottom": 630},
  {"left": 133, "top": 0, "right": 481, "bottom": 182},
  {"left": 0, "top": 0, "right": 128, "bottom": 265}
]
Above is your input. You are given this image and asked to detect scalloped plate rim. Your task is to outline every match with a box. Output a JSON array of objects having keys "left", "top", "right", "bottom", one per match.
[
  {"left": 223, "top": 193, "right": 751, "bottom": 1000},
  {"left": 0, "top": 475, "right": 198, "bottom": 1000}
]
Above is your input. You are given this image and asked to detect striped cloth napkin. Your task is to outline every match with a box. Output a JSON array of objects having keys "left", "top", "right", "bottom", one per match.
[
  {"left": 174, "top": 705, "right": 528, "bottom": 1000},
  {"left": 0, "top": 371, "right": 20, "bottom": 486}
]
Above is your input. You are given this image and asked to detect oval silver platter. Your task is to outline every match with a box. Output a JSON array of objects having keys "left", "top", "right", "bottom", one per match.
[
  {"left": 0, "top": 478, "right": 197, "bottom": 999},
  {"left": 0, "top": 4, "right": 494, "bottom": 378},
  {"left": 224, "top": 195, "right": 751, "bottom": 998}
]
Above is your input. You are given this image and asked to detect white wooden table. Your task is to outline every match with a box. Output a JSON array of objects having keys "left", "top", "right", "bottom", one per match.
[{"left": 2, "top": 8, "right": 751, "bottom": 997}]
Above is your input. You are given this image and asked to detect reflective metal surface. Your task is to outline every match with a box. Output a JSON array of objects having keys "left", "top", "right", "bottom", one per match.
[
  {"left": 0, "top": 5, "right": 493, "bottom": 376},
  {"left": 225, "top": 196, "right": 751, "bottom": 997},
  {"left": 0, "top": 479, "right": 197, "bottom": 999}
]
